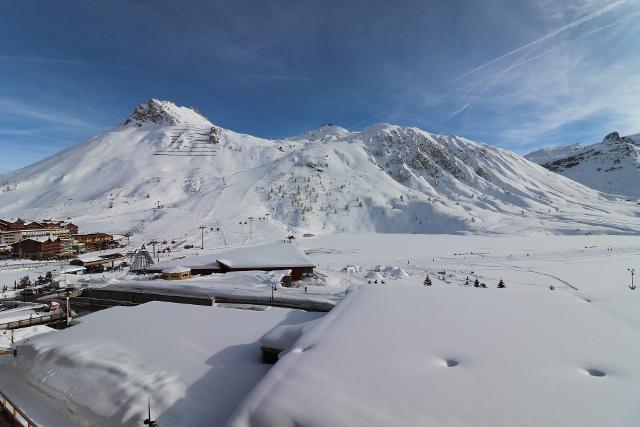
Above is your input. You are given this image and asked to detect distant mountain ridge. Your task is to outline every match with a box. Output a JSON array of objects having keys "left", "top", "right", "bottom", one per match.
[
  {"left": 526, "top": 131, "right": 640, "bottom": 199},
  {"left": 1, "top": 99, "right": 639, "bottom": 244}
]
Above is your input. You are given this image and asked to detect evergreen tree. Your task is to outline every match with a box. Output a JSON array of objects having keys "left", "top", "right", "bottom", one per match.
[
  {"left": 474, "top": 278, "right": 480, "bottom": 288},
  {"left": 497, "top": 279, "right": 505, "bottom": 288},
  {"left": 424, "top": 275, "right": 432, "bottom": 286},
  {"left": 18, "top": 276, "right": 31, "bottom": 289}
]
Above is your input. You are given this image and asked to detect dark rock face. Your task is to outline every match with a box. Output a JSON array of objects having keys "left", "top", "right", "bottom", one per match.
[
  {"left": 122, "top": 99, "right": 178, "bottom": 127},
  {"left": 363, "top": 127, "right": 492, "bottom": 187},
  {"left": 603, "top": 131, "right": 635, "bottom": 146},
  {"left": 209, "top": 127, "right": 219, "bottom": 144},
  {"left": 541, "top": 131, "right": 638, "bottom": 173}
]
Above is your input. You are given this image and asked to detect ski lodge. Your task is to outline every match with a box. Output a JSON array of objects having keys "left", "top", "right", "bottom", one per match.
[
  {"left": 10, "top": 236, "right": 72, "bottom": 260},
  {"left": 72, "top": 233, "right": 116, "bottom": 251},
  {"left": 147, "top": 242, "right": 315, "bottom": 281},
  {"left": 0, "top": 218, "right": 77, "bottom": 246}
]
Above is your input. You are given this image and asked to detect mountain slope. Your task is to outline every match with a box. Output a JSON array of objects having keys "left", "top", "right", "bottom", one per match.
[
  {"left": 1, "top": 100, "right": 639, "bottom": 246},
  {"left": 526, "top": 132, "right": 640, "bottom": 199}
]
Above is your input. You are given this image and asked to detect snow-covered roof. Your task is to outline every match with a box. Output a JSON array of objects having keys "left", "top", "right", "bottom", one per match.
[
  {"left": 229, "top": 285, "right": 640, "bottom": 427},
  {"left": 8, "top": 302, "right": 322, "bottom": 425},
  {"left": 162, "top": 266, "right": 191, "bottom": 274},
  {"left": 150, "top": 255, "right": 222, "bottom": 271},
  {"left": 17, "top": 236, "right": 57, "bottom": 243},
  {"left": 74, "top": 255, "right": 104, "bottom": 263},
  {"left": 214, "top": 242, "right": 314, "bottom": 269},
  {"left": 150, "top": 242, "right": 314, "bottom": 272}
]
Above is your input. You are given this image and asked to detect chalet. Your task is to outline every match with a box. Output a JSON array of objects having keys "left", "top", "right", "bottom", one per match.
[
  {"left": 147, "top": 242, "right": 315, "bottom": 281},
  {"left": 162, "top": 266, "right": 192, "bottom": 280},
  {"left": 11, "top": 237, "right": 69, "bottom": 260}
]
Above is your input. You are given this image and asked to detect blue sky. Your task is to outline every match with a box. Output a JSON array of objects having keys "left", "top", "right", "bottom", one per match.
[{"left": 1, "top": 0, "right": 639, "bottom": 173}]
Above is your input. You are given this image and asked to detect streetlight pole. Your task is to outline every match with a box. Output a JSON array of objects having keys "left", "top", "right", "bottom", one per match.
[{"left": 629, "top": 268, "right": 636, "bottom": 290}]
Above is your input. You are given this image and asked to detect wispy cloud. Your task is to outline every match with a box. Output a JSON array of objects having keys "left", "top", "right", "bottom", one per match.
[
  {"left": 240, "top": 73, "right": 317, "bottom": 82},
  {"left": 0, "top": 97, "right": 102, "bottom": 130},
  {"left": 0, "top": 128, "right": 39, "bottom": 136},
  {"left": 0, "top": 53, "right": 141, "bottom": 72}
]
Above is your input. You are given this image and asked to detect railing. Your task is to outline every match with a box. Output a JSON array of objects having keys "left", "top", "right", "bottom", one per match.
[
  {"left": 0, "top": 389, "right": 38, "bottom": 427},
  {"left": 0, "top": 312, "right": 67, "bottom": 330},
  {"left": 0, "top": 262, "right": 63, "bottom": 272}
]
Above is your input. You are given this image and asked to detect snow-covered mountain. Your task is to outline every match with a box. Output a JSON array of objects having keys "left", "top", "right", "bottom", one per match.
[
  {"left": 526, "top": 132, "right": 640, "bottom": 199},
  {"left": 1, "top": 99, "right": 639, "bottom": 245}
]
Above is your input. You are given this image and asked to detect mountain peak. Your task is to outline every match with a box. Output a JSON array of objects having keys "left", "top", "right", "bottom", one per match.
[
  {"left": 602, "top": 131, "right": 635, "bottom": 145},
  {"left": 288, "top": 123, "right": 350, "bottom": 141},
  {"left": 122, "top": 99, "right": 212, "bottom": 128}
]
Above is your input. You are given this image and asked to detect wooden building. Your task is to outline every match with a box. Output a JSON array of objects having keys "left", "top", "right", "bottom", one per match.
[
  {"left": 162, "top": 266, "right": 192, "bottom": 280},
  {"left": 11, "top": 237, "right": 65, "bottom": 260},
  {"left": 0, "top": 218, "right": 78, "bottom": 245},
  {"left": 72, "top": 233, "right": 115, "bottom": 251}
]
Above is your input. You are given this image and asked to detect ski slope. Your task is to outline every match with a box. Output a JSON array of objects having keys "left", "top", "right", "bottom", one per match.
[{"left": 1, "top": 99, "right": 639, "bottom": 247}]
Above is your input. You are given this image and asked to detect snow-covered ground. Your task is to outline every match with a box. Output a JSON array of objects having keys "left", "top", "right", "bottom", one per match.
[{"left": 0, "top": 233, "right": 638, "bottom": 425}]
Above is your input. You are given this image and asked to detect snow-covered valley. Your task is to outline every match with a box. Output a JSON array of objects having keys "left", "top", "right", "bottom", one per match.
[
  {"left": 2, "top": 233, "right": 640, "bottom": 426},
  {"left": 2, "top": 100, "right": 640, "bottom": 426}
]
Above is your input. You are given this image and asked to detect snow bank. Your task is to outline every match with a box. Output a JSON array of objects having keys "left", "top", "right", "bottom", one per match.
[{"left": 229, "top": 285, "right": 640, "bottom": 427}]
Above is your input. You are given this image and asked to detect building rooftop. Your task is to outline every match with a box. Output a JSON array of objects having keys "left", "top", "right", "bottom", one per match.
[
  {"left": 229, "top": 285, "right": 640, "bottom": 427},
  {"left": 150, "top": 242, "right": 314, "bottom": 272},
  {"left": 162, "top": 266, "right": 191, "bottom": 274}
]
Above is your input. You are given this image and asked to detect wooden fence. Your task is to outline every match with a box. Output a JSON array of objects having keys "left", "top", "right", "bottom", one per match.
[{"left": 0, "top": 389, "right": 37, "bottom": 427}]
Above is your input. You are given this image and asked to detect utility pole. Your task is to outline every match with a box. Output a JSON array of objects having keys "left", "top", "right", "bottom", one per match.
[
  {"left": 629, "top": 268, "right": 636, "bottom": 290},
  {"left": 198, "top": 226, "right": 206, "bottom": 249},
  {"left": 65, "top": 289, "right": 71, "bottom": 327},
  {"left": 144, "top": 397, "right": 157, "bottom": 427}
]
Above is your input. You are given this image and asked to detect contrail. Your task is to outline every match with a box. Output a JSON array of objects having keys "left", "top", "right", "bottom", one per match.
[
  {"left": 350, "top": 0, "right": 631, "bottom": 129},
  {"left": 448, "top": 102, "right": 471, "bottom": 119},
  {"left": 424, "top": 3, "right": 640, "bottom": 117},
  {"left": 444, "top": 0, "right": 628, "bottom": 86}
]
